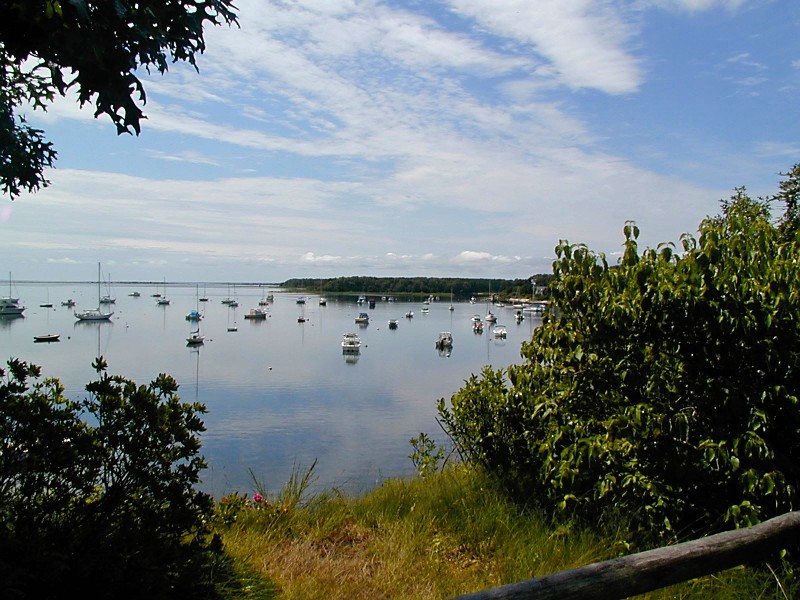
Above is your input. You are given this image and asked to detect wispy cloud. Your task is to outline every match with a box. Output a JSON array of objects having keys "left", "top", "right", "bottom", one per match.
[{"left": 6, "top": 0, "right": 792, "bottom": 281}]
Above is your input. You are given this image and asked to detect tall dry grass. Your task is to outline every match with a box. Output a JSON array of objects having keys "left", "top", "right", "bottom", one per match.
[{"left": 216, "top": 464, "right": 797, "bottom": 599}]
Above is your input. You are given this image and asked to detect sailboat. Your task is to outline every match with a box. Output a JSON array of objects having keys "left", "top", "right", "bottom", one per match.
[
  {"left": 39, "top": 288, "right": 53, "bottom": 308},
  {"left": 1, "top": 272, "right": 25, "bottom": 317},
  {"left": 157, "top": 278, "right": 170, "bottom": 305},
  {"left": 100, "top": 273, "right": 116, "bottom": 304},
  {"left": 186, "top": 284, "right": 203, "bottom": 320},
  {"left": 75, "top": 263, "right": 114, "bottom": 321},
  {"left": 186, "top": 325, "right": 205, "bottom": 345},
  {"left": 227, "top": 298, "right": 238, "bottom": 332}
]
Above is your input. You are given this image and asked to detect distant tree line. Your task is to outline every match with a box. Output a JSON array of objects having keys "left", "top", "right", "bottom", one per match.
[{"left": 281, "top": 275, "right": 554, "bottom": 300}]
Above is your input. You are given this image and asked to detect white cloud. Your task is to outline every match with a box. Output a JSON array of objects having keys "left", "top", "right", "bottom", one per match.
[{"left": 447, "top": 0, "right": 642, "bottom": 93}]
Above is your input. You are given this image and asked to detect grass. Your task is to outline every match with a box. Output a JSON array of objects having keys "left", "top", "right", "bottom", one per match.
[{"left": 214, "top": 464, "right": 798, "bottom": 599}]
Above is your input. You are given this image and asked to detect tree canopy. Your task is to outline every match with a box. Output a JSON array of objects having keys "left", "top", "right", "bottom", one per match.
[
  {"left": 440, "top": 165, "right": 800, "bottom": 547},
  {"left": 0, "top": 0, "right": 238, "bottom": 198}
]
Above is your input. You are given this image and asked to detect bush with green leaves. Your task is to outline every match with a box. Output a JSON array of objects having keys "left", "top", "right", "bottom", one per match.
[
  {"left": 0, "top": 357, "right": 225, "bottom": 599},
  {"left": 440, "top": 170, "right": 800, "bottom": 546}
]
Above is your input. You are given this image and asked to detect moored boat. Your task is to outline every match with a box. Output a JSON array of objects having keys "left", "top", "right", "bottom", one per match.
[
  {"left": 1, "top": 273, "right": 25, "bottom": 317},
  {"left": 244, "top": 307, "right": 268, "bottom": 320},
  {"left": 341, "top": 332, "right": 362, "bottom": 352},
  {"left": 34, "top": 333, "right": 60, "bottom": 343},
  {"left": 186, "top": 328, "right": 205, "bottom": 345},
  {"left": 75, "top": 263, "right": 113, "bottom": 321},
  {"left": 435, "top": 331, "right": 453, "bottom": 349}
]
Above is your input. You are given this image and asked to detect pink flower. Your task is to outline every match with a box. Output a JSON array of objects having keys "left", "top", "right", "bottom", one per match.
[{"left": 252, "top": 493, "right": 264, "bottom": 503}]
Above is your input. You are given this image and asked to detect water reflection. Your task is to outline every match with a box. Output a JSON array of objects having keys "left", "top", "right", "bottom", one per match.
[{"left": 5, "top": 282, "right": 538, "bottom": 498}]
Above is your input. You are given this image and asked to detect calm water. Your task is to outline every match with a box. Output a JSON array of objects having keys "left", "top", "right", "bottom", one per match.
[{"left": 2, "top": 281, "right": 540, "bottom": 498}]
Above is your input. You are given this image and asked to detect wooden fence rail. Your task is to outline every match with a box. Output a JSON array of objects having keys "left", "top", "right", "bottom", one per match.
[{"left": 451, "top": 511, "right": 800, "bottom": 600}]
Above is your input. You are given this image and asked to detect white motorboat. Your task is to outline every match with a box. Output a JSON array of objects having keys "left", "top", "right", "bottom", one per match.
[
  {"left": 355, "top": 312, "right": 369, "bottom": 324},
  {"left": 493, "top": 324, "right": 507, "bottom": 338},
  {"left": 75, "top": 263, "right": 113, "bottom": 321},
  {"left": 435, "top": 331, "right": 453, "bottom": 349},
  {"left": 244, "top": 307, "right": 268, "bottom": 320},
  {"left": 341, "top": 332, "right": 362, "bottom": 352},
  {"left": 473, "top": 320, "right": 484, "bottom": 334}
]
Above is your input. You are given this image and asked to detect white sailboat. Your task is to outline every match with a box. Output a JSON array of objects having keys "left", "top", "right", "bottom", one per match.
[
  {"left": 186, "top": 326, "right": 205, "bottom": 345},
  {"left": 157, "top": 278, "right": 170, "bottom": 305},
  {"left": 100, "top": 273, "right": 116, "bottom": 304},
  {"left": 75, "top": 263, "right": 114, "bottom": 321},
  {"left": 1, "top": 273, "right": 25, "bottom": 317}
]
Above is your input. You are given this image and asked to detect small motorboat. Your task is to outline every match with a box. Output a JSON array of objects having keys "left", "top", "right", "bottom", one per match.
[
  {"left": 435, "top": 331, "right": 453, "bottom": 349},
  {"left": 34, "top": 333, "right": 60, "bottom": 343},
  {"left": 244, "top": 307, "right": 268, "bottom": 320},
  {"left": 405, "top": 311, "right": 413, "bottom": 318},
  {"left": 388, "top": 319, "right": 398, "bottom": 329},
  {"left": 355, "top": 312, "right": 369, "bottom": 324}
]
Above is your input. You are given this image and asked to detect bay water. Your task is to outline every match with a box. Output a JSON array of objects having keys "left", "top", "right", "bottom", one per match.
[{"left": 2, "top": 281, "right": 540, "bottom": 499}]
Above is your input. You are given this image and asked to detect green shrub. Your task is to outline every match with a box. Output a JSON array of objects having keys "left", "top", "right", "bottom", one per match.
[
  {"left": 440, "top": 171, "right": 800, "bottom": 547},
  {"left": 0, "top": 358, "right": 224, "bottom": 599}
]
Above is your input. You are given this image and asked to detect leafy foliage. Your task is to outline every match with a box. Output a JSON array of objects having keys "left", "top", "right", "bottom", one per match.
[
  {"left": 0, "top": 0, "right": 238, "bottom": 198},
  {"left": 440, "top": 169, "right": 800, "bottom": 546},
  {"left": 0, "top": 358, "right": 226, "bottom": 598}
]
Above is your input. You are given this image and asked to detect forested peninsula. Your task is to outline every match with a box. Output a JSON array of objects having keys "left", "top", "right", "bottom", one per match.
[{"left": 281, "top": 275, "right": 554, "bottom": 300}]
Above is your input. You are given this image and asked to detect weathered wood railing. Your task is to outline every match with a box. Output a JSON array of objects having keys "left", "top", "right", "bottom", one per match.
[{"left": 451, "top": 511, "right": 800, "bottom": 600}]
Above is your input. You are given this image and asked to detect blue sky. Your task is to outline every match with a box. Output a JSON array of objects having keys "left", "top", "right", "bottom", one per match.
[{"left": 3, "top": 0, "right": 799, "bottom": 283}]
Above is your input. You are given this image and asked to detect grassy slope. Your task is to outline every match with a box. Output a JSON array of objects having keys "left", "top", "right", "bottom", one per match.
[{"left": 216, "top": 466, "right": 796, "bottom": 599}]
